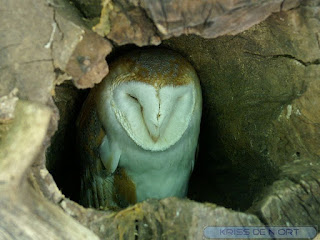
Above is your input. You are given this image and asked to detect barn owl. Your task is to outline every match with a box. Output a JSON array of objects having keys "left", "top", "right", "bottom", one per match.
[{"left": 77, "top": 48, "right": 202, "bottom": 209}]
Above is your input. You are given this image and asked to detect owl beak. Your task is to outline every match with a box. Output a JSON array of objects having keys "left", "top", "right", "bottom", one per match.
[
  {"left": 151, "top": 134, "right": 159, "bottom": 142},
  {"left": 149, "top": 111, "right": 167, "bottom": 142},
  {"left": 145, "top": 103, "right": 163, "bottom": 143},
  {"left": 149, "top": 125, "right": 160, "bottom": 142}
]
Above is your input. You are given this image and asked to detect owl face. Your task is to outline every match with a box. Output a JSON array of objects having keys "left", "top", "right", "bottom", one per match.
[
  {"left": 111, "top": 81, "right": 196, "bottom": 151},
  {"left": 96, "top": 48, "right": 201, "bottom": 151}
]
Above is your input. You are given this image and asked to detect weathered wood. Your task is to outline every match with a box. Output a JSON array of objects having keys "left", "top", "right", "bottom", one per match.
[
  {"left": 57, "top": 197, "right": 263, "bottom": 240},
  {"left": 249, "top": 159, "right": 320, "bottom": 227},
  {"left": 0, "top": 0, "right": 112, "bottom": 100},
  {"left": 92, "top": 0, "right": 300, "bottom": 46},
  {"left": 0, "top": 0, "right": 111, "bottom": 238},
  {"left": 0, "top": 101, "right": 99, "bottom": 240},
  {"left": 0, "top": 101, "right": 51, "bottom": 188}
]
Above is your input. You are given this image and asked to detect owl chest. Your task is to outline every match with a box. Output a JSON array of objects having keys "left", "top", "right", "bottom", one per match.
[{"left": 116, "top": 139, "right": 194, "bottom": 203}]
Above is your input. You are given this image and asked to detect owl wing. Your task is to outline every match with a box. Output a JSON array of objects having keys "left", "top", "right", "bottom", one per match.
[
  {"left": 77, "top": 91, "right": 120, "bottom": 209},
  {"left": 194, "top": 142, "right": 200, "bottom": 171},
  {"left": 99, "top": 135, "right": 121, "bottom": 175}
]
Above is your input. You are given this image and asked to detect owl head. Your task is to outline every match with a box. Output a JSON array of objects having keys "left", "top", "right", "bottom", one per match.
[{"left": 95, "top": 48, "right": 202, "bottom": 151}]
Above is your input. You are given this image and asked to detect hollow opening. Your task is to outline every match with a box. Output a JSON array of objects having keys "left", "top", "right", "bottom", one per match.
[{"left": 46, "top": 35, "right": 279, "bottom": 211}]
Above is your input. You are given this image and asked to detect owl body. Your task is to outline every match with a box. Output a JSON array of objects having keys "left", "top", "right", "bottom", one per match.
[{"left": 78, "top": 48, "right": 202, "bottom": 208}]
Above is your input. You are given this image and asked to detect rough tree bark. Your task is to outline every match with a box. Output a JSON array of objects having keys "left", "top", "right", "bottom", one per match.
[{"left": 0, "top": 0, "right": 319, "bottom": 239}]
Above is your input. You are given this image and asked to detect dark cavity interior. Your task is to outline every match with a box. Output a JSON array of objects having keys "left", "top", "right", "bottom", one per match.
[{"left": 46, "top": 40, "right": 279, "bottom": 211}]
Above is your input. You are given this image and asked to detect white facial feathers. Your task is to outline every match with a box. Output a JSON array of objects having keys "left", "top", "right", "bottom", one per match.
[
  {"left": 111, "top": 81, "right": 196, "bottom": 151},
  {"left": 95, "top": 48, "right": 202, "bottom": 154}
]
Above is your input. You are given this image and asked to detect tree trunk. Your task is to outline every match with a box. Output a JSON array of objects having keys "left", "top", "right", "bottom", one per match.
[{"left": 1, "top": 0, "right": 319, "bottom": 239}]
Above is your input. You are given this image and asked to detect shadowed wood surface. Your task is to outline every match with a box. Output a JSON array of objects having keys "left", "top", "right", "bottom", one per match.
[{"left": 91, "top": 0, "right": 300, "bottom": 46}]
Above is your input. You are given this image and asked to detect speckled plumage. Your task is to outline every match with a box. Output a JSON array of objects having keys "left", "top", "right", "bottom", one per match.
[{"left": 77, "top": 48, "right": 202, "bottom": 209}]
